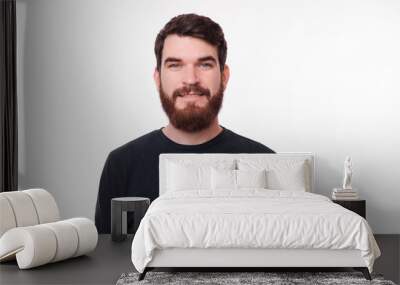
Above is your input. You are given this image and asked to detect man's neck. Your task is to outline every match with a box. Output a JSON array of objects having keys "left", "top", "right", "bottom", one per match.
[{"left": 161, "top": 120, "right": 223, "bottom": 145}]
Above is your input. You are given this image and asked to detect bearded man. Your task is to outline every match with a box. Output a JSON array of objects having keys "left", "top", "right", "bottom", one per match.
[{"left": 95, "top": 13, "right": 275, "bottom": 234}]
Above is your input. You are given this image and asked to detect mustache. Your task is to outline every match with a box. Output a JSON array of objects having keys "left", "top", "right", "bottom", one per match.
[{"left": 172, "top": 85, "right": 211, "bottom": 99}]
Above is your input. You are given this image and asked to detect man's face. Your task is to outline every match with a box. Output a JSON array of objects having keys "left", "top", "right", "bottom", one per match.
[{"left": 154, "top": 35, "right": 230, "bottom": 132}]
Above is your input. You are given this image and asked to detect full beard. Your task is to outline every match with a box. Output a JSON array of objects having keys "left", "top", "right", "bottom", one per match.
[{"left": 158, "top": 82, "right": 224, "bottom": 133}]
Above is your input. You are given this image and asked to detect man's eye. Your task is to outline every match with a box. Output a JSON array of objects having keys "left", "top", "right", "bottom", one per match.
[
  {"left": 168, "top": 63, "right": 179, "bottom": 68},
  {"left": 200, "top": 63, "right": 213, "bottom": 68}
]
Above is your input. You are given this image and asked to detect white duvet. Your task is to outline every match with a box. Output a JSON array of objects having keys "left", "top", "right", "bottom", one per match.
[{"left": 131, "top": 190, "right": 381, "bottom": 273}]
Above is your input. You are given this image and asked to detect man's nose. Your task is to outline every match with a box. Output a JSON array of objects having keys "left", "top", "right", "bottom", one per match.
[{"left": 182, "top": 65, "right": 199, "bottom": 85}]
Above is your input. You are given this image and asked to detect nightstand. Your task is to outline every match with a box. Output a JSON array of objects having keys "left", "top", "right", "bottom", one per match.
[
  {"left": 111, "top": 197, "right": 150, "bottom": 242},
  {"left": 332, "top": 199, "right": 366, "bottom": 219}
]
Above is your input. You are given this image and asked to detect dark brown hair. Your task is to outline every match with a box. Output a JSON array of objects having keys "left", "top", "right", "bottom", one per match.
[{"left": 154, "top": 13, "right": 227, "bottom": 72}]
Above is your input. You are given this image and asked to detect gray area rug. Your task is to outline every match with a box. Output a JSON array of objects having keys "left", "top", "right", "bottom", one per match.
[{"left": 116, "top": 271, "right": 396, "bottom": 285}]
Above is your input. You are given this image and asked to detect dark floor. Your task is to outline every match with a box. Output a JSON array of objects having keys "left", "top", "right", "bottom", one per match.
[{"left": 373, "top": 234, "right": 400, "bottom": 284}]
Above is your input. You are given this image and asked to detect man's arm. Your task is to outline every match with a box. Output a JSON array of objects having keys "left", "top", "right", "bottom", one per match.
[{"left": 95, "top": 153, "right": 117, "bottom": 234}]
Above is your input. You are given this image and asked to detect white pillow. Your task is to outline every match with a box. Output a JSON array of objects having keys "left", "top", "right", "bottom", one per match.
[
  {"left": 166, "top": 160, "right": 235, "bottom": 192},
  {"left": 237, "top": 159, "right": 309, "bottom": 191},
  {"left": 211, "top": 168, "right": 268, "bottom": 190},
  {"left": 237, "top": 169, "right": 267, "bottom": 188},
  {"left": 167, "top": 163, "right": 208, "bottom": 191},
  {"left": 211, "top": 168, "right": 236, "bottom": 190}
]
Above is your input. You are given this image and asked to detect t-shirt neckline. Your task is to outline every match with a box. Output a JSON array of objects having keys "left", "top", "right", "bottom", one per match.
[{"left": 158, "top": 125, "right": 227, "bottom": 149}]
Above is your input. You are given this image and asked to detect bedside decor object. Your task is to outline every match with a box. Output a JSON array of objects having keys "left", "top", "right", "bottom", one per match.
[
  {"left": 332, "top": 188, "right": 359, "bottom": 200},
  {"left": 332, "top": 156, "right": 358, "bottom": 200},
  {"left": 342, "top": 156, "right": 353, "bottom": 190},
  {"left": 111, "top": 197, "right": 150, "bottom": 242},
  {"left": 0, "top": 189, "right": 98, "bottom": 269}
]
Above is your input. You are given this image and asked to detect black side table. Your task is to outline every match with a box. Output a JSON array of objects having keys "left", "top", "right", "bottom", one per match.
[
  {"left": 111, "top": 197, "right": 150, "bottom": 242},
  {"left": 332, "top": 199, "right": 366, "bottom": 219}
]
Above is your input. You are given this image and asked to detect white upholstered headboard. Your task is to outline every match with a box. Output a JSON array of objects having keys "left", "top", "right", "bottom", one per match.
[{"left": 159, "top": 153, "right": 315, "bottom": 195}]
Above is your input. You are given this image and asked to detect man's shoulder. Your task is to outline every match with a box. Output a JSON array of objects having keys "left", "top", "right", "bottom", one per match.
[
  {"left": 108, "top": 129, "right": 161, "bottom": 160},
  {"left": 226, "top": 128, "right": 275, "bottom": 153}
]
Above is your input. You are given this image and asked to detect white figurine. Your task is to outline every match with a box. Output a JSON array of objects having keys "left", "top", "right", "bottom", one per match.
[{"left": 342, "top": 156, "right": 353, "bottom": 190}]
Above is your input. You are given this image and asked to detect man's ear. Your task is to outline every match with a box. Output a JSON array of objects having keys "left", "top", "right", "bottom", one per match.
[
  {"left": 153, "top": 67, "right": 161, "bottom": 92},
  {"left": 222, "top": 64, "right": 230, "bottom": 90}
]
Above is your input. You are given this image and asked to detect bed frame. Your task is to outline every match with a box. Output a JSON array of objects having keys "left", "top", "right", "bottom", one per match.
[
  {"left": 142, "top": 248, "right": 370, "bottom": 280},
  {"left": 138, "top": 153, "right": 372, "bottom": 280}
]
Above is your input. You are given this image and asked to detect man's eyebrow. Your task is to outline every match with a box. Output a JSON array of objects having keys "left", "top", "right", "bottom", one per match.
[
  {"left": 198, "top": 56, "right": 217, "bottom": 63},
  {"left": 163, "top": 56, "right": 217, "bottom": 65},
  {"left": 164, "top": 57, "right": 182, "bottom": 64}
]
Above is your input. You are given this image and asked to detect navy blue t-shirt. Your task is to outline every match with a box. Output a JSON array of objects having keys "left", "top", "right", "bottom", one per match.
[{"left": 94, "top": 125, "right": 275, "bottom": 233}]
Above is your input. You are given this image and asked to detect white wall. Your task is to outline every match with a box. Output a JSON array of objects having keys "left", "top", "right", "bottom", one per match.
[{"left": 16, "top": 0, "right": 400, "bottom": 233}]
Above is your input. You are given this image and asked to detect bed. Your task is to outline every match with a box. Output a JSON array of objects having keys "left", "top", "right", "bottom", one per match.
[{"left": 130, "top": 153, "right": 381, "bottom": 281}]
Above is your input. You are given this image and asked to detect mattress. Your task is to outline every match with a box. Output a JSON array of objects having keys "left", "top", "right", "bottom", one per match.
[{"left": 131, "top": 189, "right": 381, "bottom": 273}]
